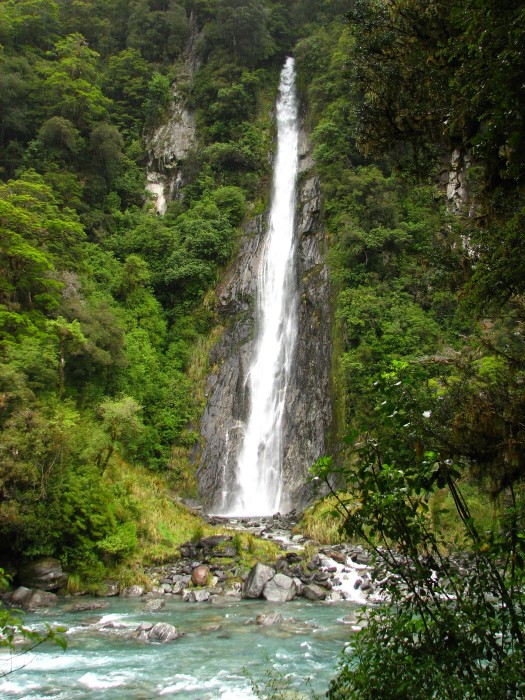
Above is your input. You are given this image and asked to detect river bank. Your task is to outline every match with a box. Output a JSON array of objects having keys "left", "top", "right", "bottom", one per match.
[{"left": 1, "top": 515, "right": 370, "bottom": 699}]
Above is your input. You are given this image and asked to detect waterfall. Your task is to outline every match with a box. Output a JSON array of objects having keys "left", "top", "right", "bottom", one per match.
[{"left": 223, "top": 57, "right": 299, "bottom": 516}]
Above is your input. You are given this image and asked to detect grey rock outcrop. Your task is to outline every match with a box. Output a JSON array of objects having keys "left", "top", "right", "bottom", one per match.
[
  {"left": 145, "top": 83, "right": 196, "bottom": 214},
  {"left": 8, "top": 586, "right": 58, "bottom": 610},
  {"left": 144, "top": 18, "right": 200, "bottom": 214},
  {"left": 243, "top": 562, "right": 275, "bottom": 599},
  {"left": 18, "top": 558, "right": 68, "bottom": 591}
]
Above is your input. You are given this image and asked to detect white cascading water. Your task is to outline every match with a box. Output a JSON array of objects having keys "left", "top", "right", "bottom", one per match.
[{"left": 225, "top": 57, "right": 299, "bottom": 516}]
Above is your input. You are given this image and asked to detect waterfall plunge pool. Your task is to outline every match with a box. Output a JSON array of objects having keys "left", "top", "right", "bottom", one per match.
[{"left": 0, "top": 596, "right": 362, "bottom": 699}]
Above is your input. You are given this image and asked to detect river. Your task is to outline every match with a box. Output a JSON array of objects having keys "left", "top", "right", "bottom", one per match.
[{"left": 0, "top": 596, "right": 361, "bottom": 698}]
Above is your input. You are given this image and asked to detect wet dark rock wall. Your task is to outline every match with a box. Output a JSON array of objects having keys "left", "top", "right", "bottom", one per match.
[{"left": 197, "top": 130, "right": 332, "bottom": 513}]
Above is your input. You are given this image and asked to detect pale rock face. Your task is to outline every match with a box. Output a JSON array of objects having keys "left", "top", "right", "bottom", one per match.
[
  {"left": 447, "top": 148, "right": 471, "bottom": 215},
  {"left": 262, "top": 573, "right": 296, "bottom": 603},
  {"left": 145, "top": 74, "right": 196, "bottom": 214},
  {"left": 242, "top": 562, "right": 276, "bottom": 599}
]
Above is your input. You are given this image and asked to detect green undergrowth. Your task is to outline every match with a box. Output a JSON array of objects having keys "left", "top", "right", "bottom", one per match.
[
  {"left": 66, "top": 461, "right": 283, "bottom": 590},
  {"left": 299, "top": 480, "right": 497, "bottom": 551},
  {"left": 225, "top": 532, "right": 281, "bottom": 568},
  {"left": 297, "top": 496, "right": 347, "bottom": 545}
]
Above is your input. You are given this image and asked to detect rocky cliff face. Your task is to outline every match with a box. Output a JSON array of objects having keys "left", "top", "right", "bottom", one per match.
[
  {"left": 197, "top": 127, "right": 332, "bottom": 513},
  {"left": 145, "top": 14, "right": 199, "bottom": 214},
  {"left": 145, "top": 87, "right": 196, "bottom": 214}
]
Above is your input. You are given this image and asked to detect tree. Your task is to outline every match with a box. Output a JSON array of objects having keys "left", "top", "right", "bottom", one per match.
[
  {"left": 205, "top": 0, "right": 276, "bottom": 67},
  {"left": 102, "top": 48, "right": 151, "bottom": 131},
  {"left": 39, "top": 33, "right": 110, "bottom": 131},
  {"left": 313, "top": 366, "right": 525, "bottom": 698}
]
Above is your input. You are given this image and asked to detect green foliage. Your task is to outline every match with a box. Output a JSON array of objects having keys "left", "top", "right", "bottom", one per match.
[
  {"left": 313, "top": 360, "right": 525, "bottom": 697},
  {"left": 0, "top": 0, "right": 286, "bottom": 584},
  {"left": 203, "top": 0, "right": 276, "bottom": 67},
  {"left": 143, "top": 71, "right": 172, "bottom": 129}
]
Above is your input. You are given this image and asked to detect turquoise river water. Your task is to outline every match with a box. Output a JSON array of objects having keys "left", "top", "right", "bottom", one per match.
[{"left": 0, "top": 596, "right": 362, "bottom": 698}]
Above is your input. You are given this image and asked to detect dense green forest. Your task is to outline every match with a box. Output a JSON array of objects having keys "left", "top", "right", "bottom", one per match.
[{"left": 1, "top": 0, "right": 524, "bottom": 694}]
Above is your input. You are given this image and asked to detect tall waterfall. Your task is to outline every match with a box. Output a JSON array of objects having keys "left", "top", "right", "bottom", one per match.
[{"left": 224, "top": 57, "right": 299, "bottom": 516}]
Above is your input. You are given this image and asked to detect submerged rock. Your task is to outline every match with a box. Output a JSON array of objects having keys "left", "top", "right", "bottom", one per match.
[
  {"left": 256, "top": 612, "right": 284, "bottom": 626},
  {"left": 67, "top": 601, "right": 111, "bottom": 613}
]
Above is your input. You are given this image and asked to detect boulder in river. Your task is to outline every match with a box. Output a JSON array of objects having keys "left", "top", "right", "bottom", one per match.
[
  {"left": 243, "top": 562, "right": 275, "bottom": 598},
  {"left": 147, "top": 622, "right": 179, "bottom": 642},
  {"left": 7, "top": 586, "right": 58, "bottom": 610},
  {"left": 262, "top": 573, "right": 296, "bottom": 603},
  {"left": 302, "top": 584, "right": 327, "bottom": 601},
  {"left": 121, "top": 585, "right": 144, "bottom": 597},
  {"left": 183, "top": 589, "right": 210, "bottom": 603},
  {"left": 25, "top": 588, "right": 58, "bottom": 610},
  {"left": 7, "top": 586, "right": 33, "bottom": 608},
  {"left": 145, "top": 599, "right": 166, "bottom": 612}
]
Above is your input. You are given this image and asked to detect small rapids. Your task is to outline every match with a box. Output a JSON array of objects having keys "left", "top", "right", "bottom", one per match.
[{"left": 0, "top": 597, "right": 364, "bottom": 699}]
